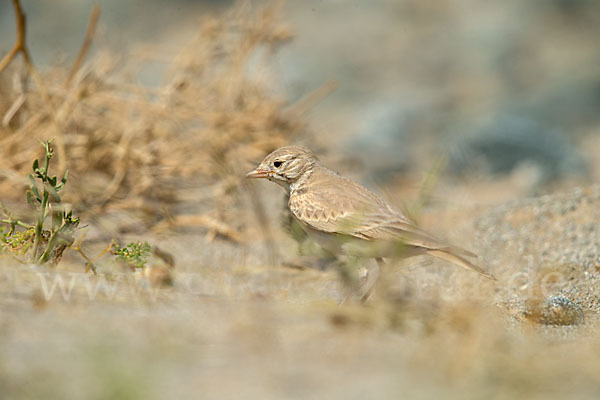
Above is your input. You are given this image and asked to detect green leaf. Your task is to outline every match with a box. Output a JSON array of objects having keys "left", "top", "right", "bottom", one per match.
[
  {"left": 47, "top": 185, "right": 61, "bottom": 202},
  {"left": 48, "top": 176, "right": 57, "bottom": 187},
  {"left": 56, "top": 170, "right": 69, "bottom": 192},
  {"left": 26, "top": 190, "right": 38, "bottom": 207},
  {"left": 28, "top": 174, "right": 41, "bottom": 201},
  {"left": 32, "top": 159, "right": 39, "bottom": 173},
  {"left": 114, "top": 241, "right": 153, "bottom": 269}
]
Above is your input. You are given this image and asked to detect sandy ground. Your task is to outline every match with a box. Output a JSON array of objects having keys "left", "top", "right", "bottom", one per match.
[{"left": 1, "top": 182, "right": 600, "bottom": 400}]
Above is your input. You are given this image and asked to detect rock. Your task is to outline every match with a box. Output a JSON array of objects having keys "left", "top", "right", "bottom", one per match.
[{"left": 525, "top": 296, "right": 585, "bottom": 326}]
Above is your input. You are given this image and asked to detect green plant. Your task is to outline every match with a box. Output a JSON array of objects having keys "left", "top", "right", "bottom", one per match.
[
  {"left": 112, "top": 241, "right": 152, "bottom": 269},
  {"left": 0, "top": 140, "right": 81, "bottom": 266},
  {"left": 1, "top": 227, "right": 35, "bottom": 256},
  {"left": 0, "top": 141, "right": 159, "bottom": 274},
  {"left": 28, "top": 140, "right": 79, "bottom": 264}
]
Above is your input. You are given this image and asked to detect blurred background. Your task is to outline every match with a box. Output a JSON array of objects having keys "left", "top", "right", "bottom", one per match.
[
  {"left": 2, "top": 0, "right": 599, "bottom": 196},
  {"left": 2, "top": 1, "right": 600, "bottom": 399}
]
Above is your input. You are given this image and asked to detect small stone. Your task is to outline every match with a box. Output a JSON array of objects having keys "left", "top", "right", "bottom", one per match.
[{"left": 525, "top": 296, "right": 585, "bottom": 326}]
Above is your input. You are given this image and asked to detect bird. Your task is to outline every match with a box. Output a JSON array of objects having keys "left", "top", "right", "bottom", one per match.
[{"left": 246, "top": 145, "right": 494, "bottom": 297}]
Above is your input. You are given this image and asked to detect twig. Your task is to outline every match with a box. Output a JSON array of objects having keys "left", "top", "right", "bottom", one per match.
[
  {"left": 66, "top": 4, "right": 100, "bottom": 88},
  {"left": 71, "top": 237, "right": 98, "bottom": 274},
  {"left": 0, "top": 201, "right": 33, "bottom": 231},
  {"left": 1, "top": 219, "right": 33, "bottom": 230},
  {"left": 0, "top": 0, "right": 68, "bottom": 173},
  {"left": 2, "top": 94, "right": 26, "bottom": 127},
  {"left": 0, "top": 0, "right": 28, "bottom": 73},
  {"left": 2, "top": 70, "right": 27, "bottom": 127}
]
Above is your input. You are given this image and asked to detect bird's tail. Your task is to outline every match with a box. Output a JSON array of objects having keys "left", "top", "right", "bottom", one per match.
[{"left": 426, "top": 249, "right": 495, "bottom": 280}]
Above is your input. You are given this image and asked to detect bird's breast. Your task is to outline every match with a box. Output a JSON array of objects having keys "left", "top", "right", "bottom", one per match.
[{"left": 295, "top": 219, "right": 345, "bottom": 255}]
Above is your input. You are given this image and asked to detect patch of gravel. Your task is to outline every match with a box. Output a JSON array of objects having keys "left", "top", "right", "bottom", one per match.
[{"left": 473, "top": 185, "right": 600, "bottom": 322}]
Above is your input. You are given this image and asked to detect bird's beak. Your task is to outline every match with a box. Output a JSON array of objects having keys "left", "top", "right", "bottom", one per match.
[{"left": 245, "top": 168, "right": 269, "bottom": 179}]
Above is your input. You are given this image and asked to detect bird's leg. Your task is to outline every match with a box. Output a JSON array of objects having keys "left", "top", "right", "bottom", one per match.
[
  {"left": 335, "top": 256, "right": 360, "bottom": 304},
  {"left": 337, "top": 256, "right": 382, "bottom": 304},
  {"left": 358, "top": 257, "right": 383, "bottom": 303}
]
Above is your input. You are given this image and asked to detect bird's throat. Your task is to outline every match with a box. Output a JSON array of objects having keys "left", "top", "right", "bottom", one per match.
[{"left": 289, "top": 167, "right": 314, "bottom": 195}]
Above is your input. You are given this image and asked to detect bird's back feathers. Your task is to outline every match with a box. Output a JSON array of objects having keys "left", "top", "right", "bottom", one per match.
[{"left": 289, "top": 163, "right": 494, "bottom": 279}]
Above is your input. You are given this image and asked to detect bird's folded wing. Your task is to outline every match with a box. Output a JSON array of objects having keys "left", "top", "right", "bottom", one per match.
[{"left": 289, "top": 179, "right": 470, "bottom": 255}]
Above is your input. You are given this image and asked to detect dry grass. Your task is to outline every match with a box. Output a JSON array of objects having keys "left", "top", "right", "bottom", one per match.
[{"left": 0, "top": 1, "right": 315, "bottom": 240}]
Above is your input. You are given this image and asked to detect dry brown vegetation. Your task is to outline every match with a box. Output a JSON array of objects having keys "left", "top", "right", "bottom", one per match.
[{"left": 0, "top": 0, "right": 319, "bottom": 241}]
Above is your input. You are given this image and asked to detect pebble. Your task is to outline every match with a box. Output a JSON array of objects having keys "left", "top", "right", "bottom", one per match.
[{"left": 525, "top": 296, "right": 585, "bottom": 326}]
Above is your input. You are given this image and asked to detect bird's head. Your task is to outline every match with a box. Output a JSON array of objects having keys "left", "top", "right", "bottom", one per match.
[{"left": 246, "top": 145, "right": 318, "bottom": 189}]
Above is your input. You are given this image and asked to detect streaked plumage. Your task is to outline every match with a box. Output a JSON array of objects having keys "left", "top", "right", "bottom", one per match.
[{"left": 246, "top": 145, "right": 494, "bottom": 279}]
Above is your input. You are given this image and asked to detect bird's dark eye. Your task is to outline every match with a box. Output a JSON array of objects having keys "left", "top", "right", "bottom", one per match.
[{"left": 273, "top": 161, "right": 283, "bottom": 168}]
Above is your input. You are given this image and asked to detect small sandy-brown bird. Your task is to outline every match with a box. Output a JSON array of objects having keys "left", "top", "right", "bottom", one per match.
[{"left": 246, "top": 145, "right": 494, "bottom": 285}]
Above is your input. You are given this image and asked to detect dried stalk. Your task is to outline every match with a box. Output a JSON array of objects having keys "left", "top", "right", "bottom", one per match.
[{"left": 66, "top": 4, "right": 100, "bottom": 88}]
